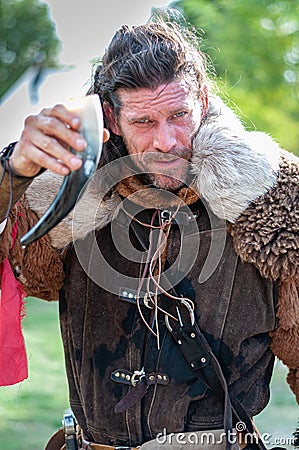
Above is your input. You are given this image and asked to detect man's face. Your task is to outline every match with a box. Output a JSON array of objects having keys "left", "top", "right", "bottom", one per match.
[{"left": 105, "top": 80, "right": 207, "bottom": 191}]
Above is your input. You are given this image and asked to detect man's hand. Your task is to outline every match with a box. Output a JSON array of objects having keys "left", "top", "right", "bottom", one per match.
[{"left": 10, "top": 104, "right": 110, "bottom": 178}]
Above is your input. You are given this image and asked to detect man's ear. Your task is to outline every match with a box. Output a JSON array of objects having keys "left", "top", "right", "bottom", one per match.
[{"left": 103, "top": 101, "right": 121, "bottom": 135}]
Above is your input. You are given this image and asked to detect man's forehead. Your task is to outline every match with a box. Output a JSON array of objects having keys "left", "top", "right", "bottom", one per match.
[{"left": 117, "top": 81, "right": 196, "bottom": 113}]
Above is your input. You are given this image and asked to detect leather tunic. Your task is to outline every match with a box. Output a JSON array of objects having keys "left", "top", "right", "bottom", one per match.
[{"left": 59, "top": 199, "right": 276, "bottom": 447}]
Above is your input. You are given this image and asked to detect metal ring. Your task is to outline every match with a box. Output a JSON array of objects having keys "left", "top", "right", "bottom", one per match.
[
  {"left": 131, "top": 368, "right": 146, "bottom": 387},
  {"left": 165, "top": 298, "right": 195, "bottom": 332}
]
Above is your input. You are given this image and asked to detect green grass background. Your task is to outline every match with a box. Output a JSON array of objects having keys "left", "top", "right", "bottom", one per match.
[{"left": 0, "top": 297, "right": 298, "bottom": 450}]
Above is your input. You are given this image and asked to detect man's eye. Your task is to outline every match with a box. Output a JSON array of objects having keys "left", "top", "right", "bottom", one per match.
[
  {"left": 136, "top": 118, "right": 150, "bottom": 124},
  {"left": 174, "top": 111, "right": 187, "bottom": 118}
]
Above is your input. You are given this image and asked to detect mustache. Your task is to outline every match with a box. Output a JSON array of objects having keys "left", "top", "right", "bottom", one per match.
[{"left": 137, "top": 149, "right": 192, "bottom": 162}]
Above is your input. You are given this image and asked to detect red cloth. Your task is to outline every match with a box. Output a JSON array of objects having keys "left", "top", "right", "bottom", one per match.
[{"left": 0, "top": 222, "right": 28, "bottom": 386}]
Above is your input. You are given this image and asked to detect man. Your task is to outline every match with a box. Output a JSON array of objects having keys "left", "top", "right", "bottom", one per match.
[{"left": 0, "top": 16, "right": 298, "bottom": 450}]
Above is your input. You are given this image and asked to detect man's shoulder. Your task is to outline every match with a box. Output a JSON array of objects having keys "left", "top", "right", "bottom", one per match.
[
  {"left": 192, "top": 96, "right": 282, "bottom": 222},
  {"left": 230, "top": 149, "right": 299, "bottom": 281}
]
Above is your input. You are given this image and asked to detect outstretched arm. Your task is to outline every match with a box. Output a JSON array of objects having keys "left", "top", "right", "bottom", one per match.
[{"left": 0, "top": 103, "right": 109, "bottom": 221}]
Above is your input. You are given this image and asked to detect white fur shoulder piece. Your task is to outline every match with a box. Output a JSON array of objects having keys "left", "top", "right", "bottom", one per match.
[
  {"left": 191, "top": 97, "right": 281, "bottom": 222},
  {"left": 26, "top": 171, "right": 120, "bottom": 249}
]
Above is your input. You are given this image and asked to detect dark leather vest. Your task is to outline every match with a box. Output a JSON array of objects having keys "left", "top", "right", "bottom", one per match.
[{"left": 59, "top": 199, "right": 276, "bottom": 447}]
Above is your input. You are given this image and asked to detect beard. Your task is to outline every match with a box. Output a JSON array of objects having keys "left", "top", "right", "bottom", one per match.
[
  {"left": 125, "top": 147, "right": 193, "bottom": 192},
  {"left": 139, "top": 171, "right": 192, "bottom": 191}
]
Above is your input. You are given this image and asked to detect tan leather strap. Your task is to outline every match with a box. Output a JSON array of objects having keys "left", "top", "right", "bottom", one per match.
[
  {"left": 82, "top": 435, "right": 138, "bottom": 450},
  {"left": 44, "top": 428, "right": 65, "bottom": 450},
  {"left": 85, "top": 445, "right": 138, "bottom": 450}
]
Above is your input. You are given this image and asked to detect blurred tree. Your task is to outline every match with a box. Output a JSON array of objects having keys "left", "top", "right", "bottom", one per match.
[
  {"left": 170, "top": 0, "right": 299, "bottom": 154},
  {"left": 0, "top": 0, "right": 61, "bottom": 103}
]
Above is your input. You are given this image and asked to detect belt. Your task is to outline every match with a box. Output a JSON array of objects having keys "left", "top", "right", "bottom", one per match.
[
  {"left": 83, "top": 445, "right": 138, "bottom": 450},
  {"left": 81, "top": 431, "right": 247, "bottom": 450},
  {"left": 45, "top": 428, "right": 247, "bottom": 450},
  {"left": 82, "top": 436, "right": 138, "bottom": 450}
]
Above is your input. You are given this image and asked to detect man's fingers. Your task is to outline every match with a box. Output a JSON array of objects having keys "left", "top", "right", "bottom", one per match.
[
  {"left": 29, "top": 129, "right": 83, "bottom": 171},
  {"left": 11, "top": 140, "right": 73, "bottom": 176},
  {"left": 25, "top": 112, "right": 87, "bottom": 153},
  {"left": 10, "top": 102, "right": 109, "bottom": 178},
  {"left": 41, "top": 104, "right": 82, "bottom": 130}
]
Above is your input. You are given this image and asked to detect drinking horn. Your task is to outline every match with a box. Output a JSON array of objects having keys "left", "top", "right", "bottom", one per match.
[{"left": 20, "top": 95, "right": 104, "bottom": 246}]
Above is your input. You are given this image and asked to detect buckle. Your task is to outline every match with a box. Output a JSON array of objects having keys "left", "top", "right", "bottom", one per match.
[
  {"left": 165, "top": 299, "right": 195, "bottom": 332},
  {"left": 131, "top": 367, "right": 146, "bottom": 387},
  {"left": 160, "top": 209, "right": 173, "bottom": 224},
  {"left": 160, "top": 208, "right": 198, "bottom": 225},
  {"left": 119, "top": 288, "right": 155, "bottom": 309}
]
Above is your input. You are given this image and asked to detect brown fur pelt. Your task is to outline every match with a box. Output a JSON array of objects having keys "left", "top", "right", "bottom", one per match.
[
  {"left": 286, "top": 368, "right": 299, "bottom": 404},
  {"left": 270, "top": 278, "right": 299, "bottom": 402},
  {"left": 0, "top": 196, "right": 64, "bottom": 301},
  {"left": 230, "top": 150, "right": 299, "bottom": 282},
  {"left": 230, "top": 150, "right": 299, "bottom": 402},
  {"left": 115, "top": 176, "right": 200, "bottom": 208},
  {"left": 0, "top": 210, "right": 16, "bottom": 265}
]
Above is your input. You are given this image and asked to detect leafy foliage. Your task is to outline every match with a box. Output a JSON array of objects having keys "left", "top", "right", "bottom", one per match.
[
  {"left": 0, "top": 0, "right": 61, "bottom": 102},
  {"left": 170, "top": 0, "right": 299, "bottom": 154}
]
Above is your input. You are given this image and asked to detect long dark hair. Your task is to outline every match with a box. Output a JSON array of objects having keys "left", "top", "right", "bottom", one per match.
[{"left": 89, "top": 11, "right": 210, "bottom": 165}]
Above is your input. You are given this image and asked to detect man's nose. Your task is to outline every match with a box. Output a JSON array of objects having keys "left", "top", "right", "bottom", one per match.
[{"left": 153, "top": 123, "right": 177, "bottom": 152}]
